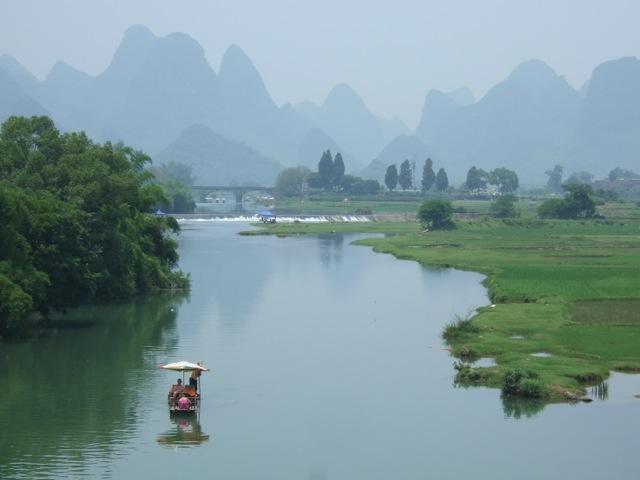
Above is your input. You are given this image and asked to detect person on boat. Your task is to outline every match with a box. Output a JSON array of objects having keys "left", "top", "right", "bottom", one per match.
[
  {"left": 169, "top": 378, "right": 185, "bottom": 399},
  {"left": 189, "top": 368, "right": 201, "bottom": 392}
]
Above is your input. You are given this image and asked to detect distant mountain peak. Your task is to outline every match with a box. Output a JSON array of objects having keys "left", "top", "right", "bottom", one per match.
[
  {"left": 0, "top": 53, "right": 39, "bottom": 85},
  {"left": 122, "top": 24, "right": 156, "bottom": 42},
  {"left": 505, "top": 59, "right": 567, "bottom": 92},
  {"left": 323, "top": 83, "right": 368, "bottom": 111},
  {"left": 46, "top": 60, "right": 92, "bottom": 83},
  {"left": 220, "top": 44, "right": 263, "bottom": 81},
  {"left": 219, "top": 43, "right": 275, "bottom": 111}
]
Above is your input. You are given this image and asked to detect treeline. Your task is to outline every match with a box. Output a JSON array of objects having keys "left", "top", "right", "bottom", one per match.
[
  {"left": 276, "top": 150, "right": 380, "bottom": 197},
  {"left": 385, "top": 158, "right": 449, "bottom": 192},
  {"left": 0, "top": 116, "right": 188, "bottom": 338},
  {"left": 149, "top": 161, "right": 196, "bottom": 213}
]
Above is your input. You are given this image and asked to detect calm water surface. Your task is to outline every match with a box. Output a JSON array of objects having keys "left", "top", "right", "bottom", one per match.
[{"left": 1, "top": 223, "right": 638, "bottom": 479}]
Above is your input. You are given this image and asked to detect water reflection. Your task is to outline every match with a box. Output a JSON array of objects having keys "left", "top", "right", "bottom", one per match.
[
  {"left": 590, "top": 381, "right": 609, "bottom": 401},
  {"left": 157, "top": 416, "right": 210, "bottom": 447},
  {"left": 318, "top": 233, "right": 344, "bottom": 266},
  {"left": 501, "top": 396, "right": 546, "bottom": 419},
  {"left": 0, "top": 293, "right": 188, "bottom": 479}
]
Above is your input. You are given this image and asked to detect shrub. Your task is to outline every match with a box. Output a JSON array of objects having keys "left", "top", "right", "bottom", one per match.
[
  {"left": 442, "top": 312, "right": 480, "bottom": 339},
  {"left": 501, "top": 368, "right": 547, "bottom": 398},
  {"left": 490, "top": 194, "right": 518, "bottom": 218},
  {"left": 418, "top": 199, "right": 455, "bottom": 230}
]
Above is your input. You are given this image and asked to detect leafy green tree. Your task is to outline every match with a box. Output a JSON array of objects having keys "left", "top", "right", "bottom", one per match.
[
  {"left": 607, "top": 167, "right": 638, "bottom": 182},
  {"left": 154, "top": 161, "right": 195, "bottom": 186},
  {"left": 333, "top": 152, "right": 345, "bottom": 187},
  {"left": 398, "top": 159, "right": 413, "bottom": 190},
  {"left": 417, "top": 199, "right": 455, "bottom": 230},
  {"left": 385, "top": 164, "right": 398, "bottom": 191},
  {"left": 275, "top": 166, "right": 310, "bottom": 197},
  {"left": 340, "top": 175, "right": 381, "bottom": 194},
  {"left": 465, "top": 166, "right": 488, "bottom": 192},
  {"left": 157, "top": 179, "right": 196, "bottom": 213},
  {"left": 538, "top": 184, "right": 596, "bottom": 219},
  {"left": 566, "top": 171, "right": 594, "bottom": 185},
  {"left": 545, "top": 165, "right": 563, "bottom": 192},
  {"left": 490, "top": 168, "right": 519, "bottom": 194},
  {"left": 562, "top": 184, "right": 596, "bottom": 218},
  {"left": 490, "top": 194, "right": 518, "bottom": 218},
  {"left": 435, "top": 168, "right": 449, "bottom": 192},
  {"left": 0, "top": 116, "right": 188, "bottom": 338},
  {"left": 318, "top": 150, "right": 334, "bottom": 190},
  {"left": 421, "top": 158, "right": 435, "bottom": 191}
]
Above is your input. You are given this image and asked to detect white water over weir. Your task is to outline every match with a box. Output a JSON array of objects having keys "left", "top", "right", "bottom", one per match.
[{"left": 174, "top": 214, "right": 374, "bottom": 223}]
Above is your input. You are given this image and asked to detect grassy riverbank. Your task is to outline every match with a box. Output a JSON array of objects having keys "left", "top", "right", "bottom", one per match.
[{"left": 243, "top": 212, "right": 640, "bottom": 401}]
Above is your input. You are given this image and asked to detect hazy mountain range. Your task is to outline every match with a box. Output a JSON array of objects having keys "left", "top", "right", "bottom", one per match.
[{"left": 1, "top": 25, "right": 639, "bottom": 185}]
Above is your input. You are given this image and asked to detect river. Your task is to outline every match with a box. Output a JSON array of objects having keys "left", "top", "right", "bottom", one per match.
[{"left": 0, "top": 222, "right": 638, "bottom": 479}]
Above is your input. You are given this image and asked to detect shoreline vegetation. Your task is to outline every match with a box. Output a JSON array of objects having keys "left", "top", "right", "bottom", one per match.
[
  {"left": 241, "top": 209, "right": 640, "bottom": 403},
  {"left": 0, "top": 116, "right": 189, "bottom": 340}
]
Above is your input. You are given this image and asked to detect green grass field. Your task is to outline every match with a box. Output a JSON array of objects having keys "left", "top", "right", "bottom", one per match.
[{"left": 245, "top": 204, "right": 640, "bottom": 401}]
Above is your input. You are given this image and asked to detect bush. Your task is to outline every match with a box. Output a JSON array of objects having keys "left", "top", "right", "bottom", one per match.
[
  {"left": 490, "top": 194, "right": 518, "bottom": 218},
  {"left": 501, "top": 368, "right": 547, "bottom": 398},
  {"left": 538, "top": 184, "right": 596, "bottom": 219},
  {"left": 418, "top": 199, "right": 455, "bottom": 230},
  {"left": 442, "top": 312, "right": 480, "bottom": 339}
]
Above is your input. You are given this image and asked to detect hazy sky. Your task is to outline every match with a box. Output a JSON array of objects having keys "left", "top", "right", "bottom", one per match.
[{"left": 1, "top": 0, "right": 638, "bottom": 127}]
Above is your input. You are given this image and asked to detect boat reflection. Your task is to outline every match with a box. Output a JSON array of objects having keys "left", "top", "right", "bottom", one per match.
[{"left": 157, "top": 416, "right": 210, "bottom": 447}]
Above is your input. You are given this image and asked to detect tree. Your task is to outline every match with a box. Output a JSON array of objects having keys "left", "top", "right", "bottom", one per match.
[
  {"left": 537, "top": 184, "right": 596, "bottom": 219},
  {"left": 418, "top": 199, "right": 455, "bottom": 230},
  {"left": 317, "top": 150, "right": 334, "bottom": 189},
  {"left": 341, "top": 175, "right": 380, "bottom": 194},
  {"left": 607, "top": 167, "right": 638, "bottom": 182},
  {"left": 490, "top": 168, "right": 519, "bottom": 194},
  {"left": 566, "top": 171, "right": 594, "bottom": 185},
  {"left": 490, "top": 194, "right": 518, "bottom": 218},
  {"left": 385, "top": 164, "right": 398, "bottom": 191},
  {"left": 0, "top": 116, "right": 188, "bottom": 338},
  {"left": 333, "top": 152, "right": 345, "bottom": 187},
  {"left": 562, "top": 183, "right": 596, "bottom": 218},
  {"left": 545, "top": 165, "right": 563, "bottom": 192},
  {"left": 398, "top": 159, "right": 413, "bottom": 190},
  {"left": 465, "top": 166, "right": 488, "bottom": 192},
  {"left": 421, "top": 158, "right": 435, "bottom": 191},
  {"left": 435, "top": 168, "right": 449, "bottom": 192},
  {"left": 155, "top": 161, "right": 195, "bottom": 186},
  {"left": 157, "top": 179, "right": 196, "bottom": 213},
  {"left": 275, "top": 166, "right": 310, "bottom": 197}
]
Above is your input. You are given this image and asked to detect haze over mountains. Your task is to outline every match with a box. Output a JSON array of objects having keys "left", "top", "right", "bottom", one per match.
[{"left": 1, "top": 25, "right": 639, "bottom": 185}]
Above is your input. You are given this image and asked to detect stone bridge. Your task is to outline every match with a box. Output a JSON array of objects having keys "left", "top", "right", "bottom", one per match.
[{"left": 191, "top": 185, "right": 274, "bottom": 203}]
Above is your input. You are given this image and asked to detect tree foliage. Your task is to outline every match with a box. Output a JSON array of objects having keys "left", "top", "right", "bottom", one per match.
[
  {"left": 465, "top": 166, "right": 488, "bottom": 192},
  {"left": 0, "top": 116, "right": 188, "bottom": 338},
  {"left": 275, "top": 166, "right": 310, "bottom": 197},
  {"left": 566, "top": 171, "right": 594, "bottom": 186},
  {"left": 333, "top": 152, "right": 345, "bottom": 186},
  {"left": 421, "top": 158, "right": 435, "bottom": 192},
  {"left": 490, "top": 194, "right": 518, "bottom": 218},
  {"left": 385, "top": 164, "right": 398, "bottom": 191},
  {"left": 417, "top": 199, "right": 455, "bottom": 230},
  {"left": 317, "top": 150, "right": 334, "bottom": 189},
  {"left": 435, "top": 168, "right": 449, "bottom": 192},
  {"left": 398, "top": 159, "right": 413, "bottom": 190},
  {"left": 489, "top": 168, "right": 519, "bottom": 194},
  {"left": 538, "top": 183, "right": 596, "bottom": 219},
  {"left": 545, "top": 165, "right": 563, "bottom": 192}
]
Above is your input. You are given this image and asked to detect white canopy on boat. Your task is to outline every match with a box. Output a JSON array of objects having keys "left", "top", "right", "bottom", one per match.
[{"left": 160, "top": 361, "right": 209, "bottom": 372}]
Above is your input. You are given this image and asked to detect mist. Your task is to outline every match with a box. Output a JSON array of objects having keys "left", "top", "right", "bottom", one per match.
[{"left": 1, "top": 0, "right": 638, "bottom": 126}]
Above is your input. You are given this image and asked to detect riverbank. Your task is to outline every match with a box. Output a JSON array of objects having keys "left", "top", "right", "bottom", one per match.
[{"left": 242, "top": 216, "right": 640, "bottom": 402}]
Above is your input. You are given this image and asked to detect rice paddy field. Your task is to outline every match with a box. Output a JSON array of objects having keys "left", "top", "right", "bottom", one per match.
[{"left": 246, "top": 202, "right": 640, "bottom": 401}]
